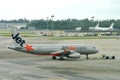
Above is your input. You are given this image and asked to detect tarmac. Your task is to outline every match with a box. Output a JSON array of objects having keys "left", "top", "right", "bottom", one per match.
[{"left": 0, "top": 36, "right": 120, "bottom": 80}]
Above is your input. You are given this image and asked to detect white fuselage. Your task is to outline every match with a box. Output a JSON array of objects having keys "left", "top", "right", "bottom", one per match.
[
  {"left": 9, "top": 44, "right": 99, "bottom": 55},
  {"left": 95, "top": 27, "right": 113, "bottom": 31}
]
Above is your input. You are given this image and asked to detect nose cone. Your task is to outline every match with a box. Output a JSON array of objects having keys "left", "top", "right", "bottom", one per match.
[
  {"left": 92, "top": 47, "right": 99, "bottom": 53},
  {"left": 94, "top": 49, "right": 99, "bottom": 53}
]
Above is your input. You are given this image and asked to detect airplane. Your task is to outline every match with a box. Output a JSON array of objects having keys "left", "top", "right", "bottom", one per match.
[
  {"left": 75, "top": 27, "right": 82, "bottom": 31},
  {"left": 90, "top": 23, "right": 114, "bottom": 31},
  {"left": 89, "top": 23, "right": 99, "bottom": 30},
  {"left": 7, "top": 27, "right": 99, "bottom": 60}
]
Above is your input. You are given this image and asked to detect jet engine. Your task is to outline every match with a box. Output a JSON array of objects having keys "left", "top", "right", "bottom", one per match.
[{"left": 67, "top": 52, "right": 80, "bottom": 58}]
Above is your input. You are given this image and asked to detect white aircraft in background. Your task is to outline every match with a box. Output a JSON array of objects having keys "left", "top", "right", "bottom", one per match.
[
  {"left": 91, "top": 23, "right": 114, "bottom": 31},
  {"left": 7, "top": 27, "right": 99, "bottom": 60},
  {"left": 75, "top": 27, "right": 82, "bottom": 31}
]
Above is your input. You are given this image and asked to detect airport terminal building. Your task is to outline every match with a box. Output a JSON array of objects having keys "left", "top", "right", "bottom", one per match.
[{"left": 0, "top": 23, "right": 28, "bottom": 29}]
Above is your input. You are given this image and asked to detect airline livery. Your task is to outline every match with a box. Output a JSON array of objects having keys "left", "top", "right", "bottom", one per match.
[{"left": 7, "top": 27, "right": 99, "bottom": 60}]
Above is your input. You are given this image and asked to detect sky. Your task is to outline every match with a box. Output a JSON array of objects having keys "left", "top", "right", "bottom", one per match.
[{"left": 0, "top": 0, "right": 120, "bottom": 20}]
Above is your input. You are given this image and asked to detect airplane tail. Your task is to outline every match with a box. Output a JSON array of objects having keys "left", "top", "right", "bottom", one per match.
[
  {"left": 109, "top": 23, "right": 114, "bottom": 29},
  {"left": 95, "top": 23, "right": 99, "bottom": 28},
  {"left": 8, "top": 27, "right": 34, "bottom": 52},
  {"left": 9, "top": 27, "right": 26, "bottom": 48}
]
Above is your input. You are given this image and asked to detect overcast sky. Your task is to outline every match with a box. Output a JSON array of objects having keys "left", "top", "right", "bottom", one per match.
[{"left": 0, "top": 0, "right": 120, "bottom": 20}]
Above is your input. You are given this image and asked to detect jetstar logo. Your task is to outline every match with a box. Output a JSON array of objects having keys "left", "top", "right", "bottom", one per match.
[
  {"left": 12, "top": 33, "right": 25, "bottom": 47},
  {"left": 68, "top": 46, "right": 77, "bottom": 50},
  {"left": 62, "top": 46, "right": 77, "bottom": 51}
]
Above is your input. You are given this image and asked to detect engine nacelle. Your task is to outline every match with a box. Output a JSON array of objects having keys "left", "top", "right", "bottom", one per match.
[{"left": 67, "top": 53, "right": 80, "bottom": 58}]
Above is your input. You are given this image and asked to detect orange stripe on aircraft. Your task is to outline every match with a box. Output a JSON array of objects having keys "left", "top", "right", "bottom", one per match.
[
  {"left": 68, "top": 46, "right": 77, "bottom": 50},
  {"left": 24, "top": 44, "right": 34, "bottom": 52}
]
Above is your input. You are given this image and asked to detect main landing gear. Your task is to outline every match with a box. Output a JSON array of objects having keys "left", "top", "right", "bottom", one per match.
[
  {"left": 86, "top": 54, "right": 89, "bottom": 59},
  {"left": 59, "top": 57, "right": 64, "bottom": 60},
  {"left": 52, "top": 56, "right": 64, "bottom": 60},
  {"left": 52, "top": 56, "right": 56, "bottom": 60}
]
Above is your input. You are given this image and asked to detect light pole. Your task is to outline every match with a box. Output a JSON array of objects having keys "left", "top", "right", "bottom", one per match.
[
  {"left": 51, "top": 15, "right": 54, "bottom": 36},
  {"left": 91, "top": 16, "right": 95, "bottom": 34},
  {"left": 46, "top": 17, "right": 49, "bottom": 30},
  {"left": 91, "top": 16, "right": 94, "bottom": 27}
]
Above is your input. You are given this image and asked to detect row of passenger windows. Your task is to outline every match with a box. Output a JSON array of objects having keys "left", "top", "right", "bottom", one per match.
[{"left": 79, "top": 47, "right": 86, "bottom": 49}]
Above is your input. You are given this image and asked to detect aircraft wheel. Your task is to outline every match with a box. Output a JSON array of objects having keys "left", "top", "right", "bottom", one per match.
[
  {"left": 105, "top": 56, "right": 109, "bottom": 59},
  {"left": 52, "top": 56, "right": 56, "bottom": 60},
  {"left": 59, "top": 57, "right": 64, "bottom": 60},
  {"left": 111, "top": 56, "right": 115, "bottom": 59}
]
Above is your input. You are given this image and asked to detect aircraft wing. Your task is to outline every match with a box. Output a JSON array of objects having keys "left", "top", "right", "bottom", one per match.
[
  {"left": 50, "top": 50, "right": 69, "bottom": 56},
  {"left": 50, "top": 50, "right": 80, "bottom": 58}
]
